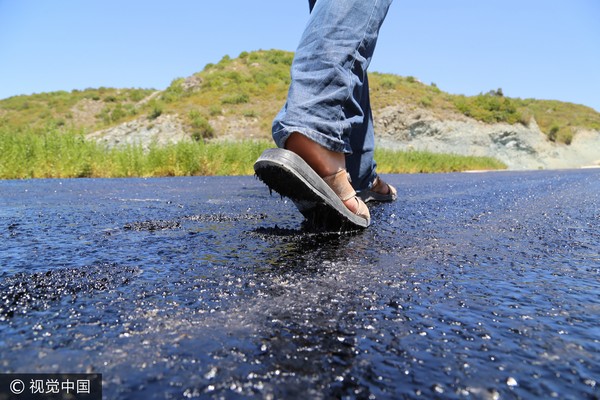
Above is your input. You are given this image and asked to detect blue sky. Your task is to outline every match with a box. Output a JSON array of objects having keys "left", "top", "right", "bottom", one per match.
[{"left": 1, "top": 0, "right": 599, "bottom": 111}]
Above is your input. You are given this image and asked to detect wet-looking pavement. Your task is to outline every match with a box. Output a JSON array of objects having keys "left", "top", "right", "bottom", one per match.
[{"left": 1, "top": 169, "right": 599, "bottom": 399}]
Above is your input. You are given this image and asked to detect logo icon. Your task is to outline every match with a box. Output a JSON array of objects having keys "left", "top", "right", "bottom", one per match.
[{"left": 10, "top": 379, "right": 25, "bottom": 394}]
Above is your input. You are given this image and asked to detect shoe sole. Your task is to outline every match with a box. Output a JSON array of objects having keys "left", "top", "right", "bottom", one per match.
[
  {"left": 254, "top": 148, "right": 370, "bottom": 231},
  {"left": 358, "top": 190, "right": 398, "bottom": 203}
]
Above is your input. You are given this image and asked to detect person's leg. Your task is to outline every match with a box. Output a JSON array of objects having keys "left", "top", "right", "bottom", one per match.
[
  {"left": 272, "top": 0, "right": 393, "bottom": 155},
  {"left": 345, "top": 74, "right": 377, "bottom": 191},
  {"left": 346, "top": 75, "right": 397, "bottom": 201},
  {"left": 305, "top": 1, "right": 394, "bottom": 198},
  {"left": 268, "top": 0, "right": 392, "bottom": 222}
]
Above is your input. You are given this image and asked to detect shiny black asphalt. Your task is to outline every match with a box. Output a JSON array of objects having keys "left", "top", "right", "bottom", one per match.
[{"left": 1, "top": 169, "right": 598, "bottom": 399}]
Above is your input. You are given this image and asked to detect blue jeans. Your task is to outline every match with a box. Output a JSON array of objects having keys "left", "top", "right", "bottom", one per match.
[{"left": 272, "top": 0, "right": 393, "bottom": 191}]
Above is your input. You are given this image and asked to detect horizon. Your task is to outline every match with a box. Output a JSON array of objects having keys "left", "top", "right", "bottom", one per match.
[{"left": 1, "top": 0, "right": 599, "bottom": 112}]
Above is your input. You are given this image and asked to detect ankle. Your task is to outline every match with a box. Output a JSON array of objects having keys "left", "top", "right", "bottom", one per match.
[{"left": 285, "top": 132, "right": 345, "bottom": 177}]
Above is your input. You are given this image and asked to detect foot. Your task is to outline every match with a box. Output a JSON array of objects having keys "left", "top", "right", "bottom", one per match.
[
  {"left": 286, "top": 132, "right": 369, "bottom": 218},
  {"left": 254, "top": 148, "right": 370, "bottom": 229},
  {"left": 358, "top": 175, "right": 398, "bottom": 203},
  {"left": 372, "top": 175, "right": 397, "bottom": 197}
]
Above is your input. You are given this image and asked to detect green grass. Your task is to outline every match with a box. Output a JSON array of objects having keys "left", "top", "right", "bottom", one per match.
[
  {"left": 375, "top": 148, "right": 507, "bottom": 173},
  {"left": 2, "top": 49, "right": 599, "bottom": 177},
  {"left": 0, "top": 128, "right": 275, "bottom": 179},
  {"left": 0, "top": 128, "right": 505, "bottom": 179}
]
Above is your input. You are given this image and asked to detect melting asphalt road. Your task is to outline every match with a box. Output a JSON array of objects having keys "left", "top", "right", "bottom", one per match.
[{"left": 0, "top": 169, "right": 599, "bottom": 399}]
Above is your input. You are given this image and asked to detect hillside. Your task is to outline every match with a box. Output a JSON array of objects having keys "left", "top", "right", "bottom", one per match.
[{"left": 1, "top": 49, "right": 600, "bottom": 169}]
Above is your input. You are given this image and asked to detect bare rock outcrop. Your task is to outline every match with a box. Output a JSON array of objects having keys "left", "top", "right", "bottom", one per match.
[
  {"left": 374, "top": 105, "right": 600, "bottom": 170},
  {"left": 86, "top": 114, "right": 191, "bottom": 150},
  {"left": 85, "top": 101, "right": 600, "bottom": 170}
]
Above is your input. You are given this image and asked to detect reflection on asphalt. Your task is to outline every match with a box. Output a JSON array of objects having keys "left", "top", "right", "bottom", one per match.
[{"left": 1, "top": 170, "right": 599, "bottom": 399}]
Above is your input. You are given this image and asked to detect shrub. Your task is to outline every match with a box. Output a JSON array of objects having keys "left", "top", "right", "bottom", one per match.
[
  {"left": 129, "top": 89, "right": 151, "bottom": 102},
  {"left": 149, "top": 103, "right": 163, "bottom": 120},
  {"left": 124, "top": 104, "right": 138, "bottom": 117},
  {"left": 188, "top": 110, "right": 214, "bottom": 141},
  {"left": 380, "top": 77, "right": 397, "bottom": 90},
  {"left": 560, "top": 129, "right": 573, "bottom": 145},
  {"left": 162, "top": 78, "right": 185, "bottom": 103},
  {"left": 97, "top": 99, "right": 138, "bottom": 124},
  {"left": 111, "top": 104, "right": 126, "bottom": 122},
  {"left": 486, "top": 88, "right": 504, "bottom": 97},
  {"left": 265, "top": 50, "right": 294, "bottom": 66},
  {"left": 214, "top": 55, "right": 232, "bottom": 70},
  {"left": 518, "top": 110, "right": 533, "bottom": 126},
  {"left": 548, "top": 125, "right": 560, "bottom": 142},
  {"left": 209, "top": 105, "right": 222, "bottom": 116},
  {"left": 419, "top": 96, "right": 433, "bottom": 108},
  {"left": 221, "top": 93, "right": 249, "bottom": 105},
  {"left": 453, "top": 96, "right": 471, "bottom": 117},
  {"left": 452, "top": 93, "right": 521, "bottom": 124}
]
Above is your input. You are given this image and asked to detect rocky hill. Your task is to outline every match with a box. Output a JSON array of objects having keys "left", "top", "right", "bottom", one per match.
[
  {"left": 2, "top": 49, "right": 599, "bottom": 170},
  {"left": 375, "top": 105, "right": 600, "bottom": 170}
]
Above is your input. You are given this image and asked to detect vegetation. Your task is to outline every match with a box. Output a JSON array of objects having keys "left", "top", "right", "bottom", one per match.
[
  {"left": 0, "top": 128, "right": 505, "bottom": 179},
  {"left": 0, "top": 49, "right": 599, "bottom": 179},
  {"left": 2, "top": 49, "right": 596, "bottom": 147},
  {"left": 367, "top": 75, "right": 600, "bottom": 144},
  {"left": 0, "top": 87, "right": 156, "bottom": 130},
  {"left": 375, "top": 148, "right": 506, "bottom": 173},
  {"left": 187, "top": 110, "right": 214, "bottom": 141},
  {"left": 0, "top": 127, "right": 269, "bottom": 178},
  {"left": 511, "top": 99, "right": 600, "bottom": 145},
  {"left": 452, "top": 90, "right": 521, "bottom": 124}
]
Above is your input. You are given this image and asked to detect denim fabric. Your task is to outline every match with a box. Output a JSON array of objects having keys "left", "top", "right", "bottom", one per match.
[{"left": 272, "top": 0, "right": 392, "bottom": 190}]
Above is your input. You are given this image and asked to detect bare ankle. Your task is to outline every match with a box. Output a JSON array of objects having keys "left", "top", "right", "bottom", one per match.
[{"left": 285, "top": 132, "right": 345, "bottom": 177}]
